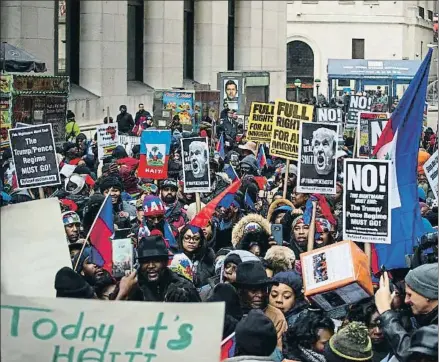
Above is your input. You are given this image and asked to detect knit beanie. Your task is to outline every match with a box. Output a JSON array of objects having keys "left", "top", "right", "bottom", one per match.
[
  {"left": 54, "top": 267, "right": 95, "bottom": 299},
  {"left": 235, "top": 309, "right": 277, "bottom": 357},
  {"left": 405, "top": 263, "right": 438, "bottom": 300},
  {"left": 99, "top": 175, "right": 124, "bottom": 193},
  {"left": 325, "top": 322, "right": 373, "bottom": 361},
  {"left": 272, "top": 270, "right": 303, "bottom": 298},
  {"left": 142, "top": 195, "right": 165, "bottom": 217},
  {"left": 169, "top": 254, "right": 194, "bottom": 282}
]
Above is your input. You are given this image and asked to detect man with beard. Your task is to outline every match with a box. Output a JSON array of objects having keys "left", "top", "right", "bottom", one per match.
[
  {"left": 234, "top": 260, "right": 287, "bottom": 350},
  {"left": 159, "top": 179, "right": 188, "bottom": 236},
  {"left": 311, "top": 127, "right": 337, "bottom": 176},
  {"left": 130, "top": 234, "right": 200, "bottom": 302},
  {"left": 99, "top": 176, "right": 136, "bottom": 228}
]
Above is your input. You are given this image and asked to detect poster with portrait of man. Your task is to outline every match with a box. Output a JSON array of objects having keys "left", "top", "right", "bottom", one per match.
[
  {"left": 223, "top": 79, "right": 239, "bottom": 111},
  {"left": 297, "top": 122, "right": 339, "bottom": 194},
  {"left": 181, "top": 137, "right": 211, "bottom": 193}
]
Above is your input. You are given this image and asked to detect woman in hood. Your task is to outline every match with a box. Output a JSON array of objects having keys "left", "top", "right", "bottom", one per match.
[
  {"left": 232, "top": 214, "right": 271, "bottom": 257},
  {"left": 269, "top": 271, "right": 308, "bottom": 328},
  {"left": 177, "top": 225, "right": 215, "bottom": 288}
]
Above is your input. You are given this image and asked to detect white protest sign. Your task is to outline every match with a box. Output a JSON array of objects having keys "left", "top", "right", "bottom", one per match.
[
  {"left": 1, "top": 294, "right": 225, "bottom": 362},
  {"left": 96, "top": 124, "right": 119, "bottom": 160},
  {"left": 423, "top": 150, "right": 438, "bottom": 200},
  {"left": 316, "top": 108, "right": 343, "bottom": 123},
  {"left": 60, "top": 164, "right": 77, "bottom": 178},
  {"left": 0, "top": 198, "right": 72, "bottom": 297}
]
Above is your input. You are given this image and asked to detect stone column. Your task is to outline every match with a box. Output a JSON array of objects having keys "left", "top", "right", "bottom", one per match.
[
  {"left": 79, "top": 1, "right": 128, "bottom": 97},
  {"left": 143, "top": 0, "right": 184, "bottom": 89},
  {"left": 0, "top": 0, "right": 55, "bottom": 73},
  {"left": 194, "top": 0, "right": 228, "bottom": 88}
]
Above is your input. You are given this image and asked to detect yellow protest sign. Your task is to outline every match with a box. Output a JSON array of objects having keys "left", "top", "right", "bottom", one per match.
[
  {"left": 247, "top": 102, "right": 275, "bottom": 143},
  {"left": 270, "top": 100, "right": 314, "bottom": 160}
]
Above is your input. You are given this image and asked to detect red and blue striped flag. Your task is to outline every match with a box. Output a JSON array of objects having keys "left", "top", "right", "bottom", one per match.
[
  {"left": 216, "top": 133, "right": 225, "bottom": 160},
  {"left": 220, "top": 333, "right": 236, "bottom": 360},
  {"left": 257, "top": 145, "right": 267, "bottom": 168}
]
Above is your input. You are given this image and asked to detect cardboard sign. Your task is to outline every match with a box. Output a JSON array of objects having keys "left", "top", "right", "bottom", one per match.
[
  {"left": 301, "top": 241, "right": 373, "bottom": 311},
  {"left": 247, "top": 102, "right": 274, "bottom": 143},
  {"left": 1, "top": 198, "right": 72, "bottom": 298},
  {"left": 297, "top": 122, "right": 339, "bottom": 194},
  {"left": 138, "top": 130, "right": 171, "bottom": 179},
  {"left": 96, "top": 123, "right": 119, "bottom": 160},
  {"left": 1, "top": 294, "right": 225, "bottom": 362},
  {"left": 181, "top": 137, "right": 211, "bottom": 193},
  {"left": 423, "top": 150, "right": 438, "bottom": 200},
  {"left": 357, "top": 112, "right": 389, "bottom": 158},
  {"left": 316, "top": 108, "right": 343, "bottom": 123},
  {"left": 8, "top": 124, "right": 61, "bottom": 188},
  {"left": 347, "top": 95, "right": 372, "bottom": 126},
  {"left": 343, "top": 159, "right": 391, "bottom": 244},
  {"left": 270, "top": 100, "right": 314, "bottom": 160}
]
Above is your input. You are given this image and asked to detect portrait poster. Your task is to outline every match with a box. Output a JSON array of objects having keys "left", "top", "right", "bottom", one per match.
[
  {"left": 181, "top": 137, "right": 211, "bottom": 193},
  {"left": 138, "top": 130, "right": 171, "bottom": 180},
  {"left": 223, "top": 79, "right": 239, "bottom": 111},
  {"left": 297, "top": 122, "right": 339, "bottom": 194}
]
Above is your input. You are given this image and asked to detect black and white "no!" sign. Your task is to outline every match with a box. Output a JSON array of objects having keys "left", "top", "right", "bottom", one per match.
[{"left": 343, "top": 159, "right": 391, "bottom": 244}]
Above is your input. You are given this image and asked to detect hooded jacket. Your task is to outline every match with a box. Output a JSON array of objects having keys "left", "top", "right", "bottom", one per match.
[
  {"left": 201, "top": 172, "right": 232, "bottom": 204},
  {"left": 164, "top": 200, "right": 188, "bottom": 236},
  {"left": 266, "top": 199, "right": 295, "bottom": 223},
  {"left": 232, "top": 214, "right": 271, "bottom": 255}
]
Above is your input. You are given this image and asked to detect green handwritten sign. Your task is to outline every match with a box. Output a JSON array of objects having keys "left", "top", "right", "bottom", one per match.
[{"left": 1, "top": 294, "right": 225, "bottom": 362}]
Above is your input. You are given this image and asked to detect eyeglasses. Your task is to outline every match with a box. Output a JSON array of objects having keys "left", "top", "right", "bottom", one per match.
[{"left": 183, "top": 234, "right": 201, "bottom": 242}]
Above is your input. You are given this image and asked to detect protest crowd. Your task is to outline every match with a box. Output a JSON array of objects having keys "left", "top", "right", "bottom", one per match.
[{"left": 1, "top": 51, "right": 438, "bottom": 362}]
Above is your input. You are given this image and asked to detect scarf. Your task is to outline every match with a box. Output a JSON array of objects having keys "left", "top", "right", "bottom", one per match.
[
  {"left": 138, "top": 220, "right": 177, "bottom": 250},
  {"left": 298, "top": 346, "right": 327, "bottom": 362}
]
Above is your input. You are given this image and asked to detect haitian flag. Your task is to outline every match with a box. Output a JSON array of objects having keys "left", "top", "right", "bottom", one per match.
[
  {"left": 371, "top": 48, "right": 432, "bottom": 272},
  {"left": 257, "top": 145, "right": 267, "bottom": 168},
  {"left": 138, "top": 130, "right": 171, "bottom": 179},
  {"left": 220, "top": 333, "right": 236, "bottom": 360},
  {"left": 216, "top": 133, "right": 225, "bottom": 160},
  {"left": 224, "top": 164, "right": 239, "bottom": 182},
  {"left": 89, "top": 193, "right": 114, "bottom": 273}
]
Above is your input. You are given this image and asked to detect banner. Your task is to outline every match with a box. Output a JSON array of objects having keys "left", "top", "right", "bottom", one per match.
[
  {"left": 423, "top": 150, "right": 438, "bottom": 200},
  {"left": 346, "top": 95, "right": 372, "bottom": 126},
  {"left": 357, "top": 112, "right": 389, "bottom": 158},
  {"left": 270, "top": 100, "right": 314, "bottom": 160},
  {"left": 96, "top": 123, "right": 119, "bottom": 160},
  {"left": 181, "top": 137, "right": 211, "bottom": 193},
  {"left": 163, "top": 91, "right": 194, "bottom": 127},
  {"left": 8, "top": 124, "right": 61, "bottom": 188},
  {"left": 119, "top": 135, "right": 140, "bottom": 156},
  {"left": 1, "top": 198, "right": 72, "bottom": 298},
  {"left": 297, "top": 122, "right": 339, "bottom": 194},
  {"left": 343, "top": 159, "right": 391, "bottom": 244},
  {"left": 316, "top": 107, "right": 343, "bottom": 123},
  {"left": 138, "top": 130, "right": 171, "bottom": 179},
  {"left": 247, "top": 102, "right": 274, "bottom": 143},
  {"left": 1, "top": 294, "right": 225, "bottom": 362}
]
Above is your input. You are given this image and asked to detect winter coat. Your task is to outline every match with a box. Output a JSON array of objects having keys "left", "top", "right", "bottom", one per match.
[
  {"left": 217, "top": 117, "right": 238, "bottom": 141},
  {"left": 378, "top": 306, "right": 438, "bottom": 362},
  {"left": 165, "top": 201, "right": 188, "bottom": 236},
  {"left": 264, "top": 304, "right": 288, "bottom": 350},
  {"left": 232, "top": 214, "right": 271, "bottom": 256},
  {"left": 201, "top": 172, "right": 232, "bottom": 204},
  {"left": 135, "top": 109, "right": 152, "bottom": 126},
  {"left": 224, "top": 357, "right": 275, "bottom": 362},
  {"left": 132, "top": 268, "right": 200, "bottom": 302},
  {"left": 65, "top": 120, "right": 80, "bottom": 142},
  {"left": 116, "top": 112, "right": 135, "bottom": 133}
]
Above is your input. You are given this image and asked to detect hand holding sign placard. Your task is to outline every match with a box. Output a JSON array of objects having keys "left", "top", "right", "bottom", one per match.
[
  {"left": 1, "top": 294, "right": 225, "bottom": 362},
  {"left": 343, "top": 159, "right": 391, "bottom": 244}
]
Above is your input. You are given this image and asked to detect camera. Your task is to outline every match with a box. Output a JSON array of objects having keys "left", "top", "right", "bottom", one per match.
[{"left": 406, "top": 232, "right": 438, "bottom": 268}]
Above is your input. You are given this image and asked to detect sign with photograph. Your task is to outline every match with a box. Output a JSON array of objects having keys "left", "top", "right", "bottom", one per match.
[
  {"left": 181, "top": 137, "right": 211, "bottom": 193},
  {"left": 96, "top": 123, "right": 119, "bottom": 160},
  {"left": 1, "top": 294, "right": 225, "bottom": 362},
  {"left": 8, "top": 124, "right": 60, "bottom": 188},
  {"left": 247, "top": 102, "right": 274, "bottom": 143},
  {"left": 347, "top": 95, "right": 372, "bottom": 126},
  {"left": 297, "top": 122, "right": 339, "bottom": 194},
  {"left": 112, "top": 238, "right": 133, "bottom": 279},
  {"left": 343, "top": 159, "right": 391, "bottom": 244},
  {"left": 357, "top": 112, "right": 389, "bottom": 158},
  {"left": 270, "top": 100, "right": 314, "bottom": 161},
  {"left": 138, "top": 130, "right": 171, "bottom": 179},
  {"left": 223, "top": 78, "right": 240, "bottom": 111},
  {"left": 163, "top": 91, "right": 194, "bottom": 127},
  {"left": 316, "top": 107, "right": 343, "bottom": 123},
  {"left": 423, "top": 150, "right": 438, "bottom": 200}
]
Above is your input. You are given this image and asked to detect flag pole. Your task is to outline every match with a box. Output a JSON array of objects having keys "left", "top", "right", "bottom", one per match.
[
  {"left": 73, "top": 188, "right": 113, "bottom": 272},
  {"left": 195, "top": 192, "right": 202, "bottom": 213},
  {"left": 282, "top": 159, "right": 290, "bottom": 199}
]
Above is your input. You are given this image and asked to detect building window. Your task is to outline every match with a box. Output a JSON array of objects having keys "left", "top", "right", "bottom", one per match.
[
  {"left": 127, "top": 0, "right": 144, "bottom": 81},
  {"left": 352, "top": 38, "right": 365, "bottom": 59},
  {"left": 286, "top": 41, "right": 314, "bottom": 101},
  {"left": 227, "top": 0, "right": 235, "bottom": 70},
  {"left": 183, "top": 0, "right": 194, "bottom": 79},
  {"left": 55, "top": 0, "right": 80, "bottom": 83},
  {"left": 427, "top": 10, "right": 433, "bottom": 21},
  {"left": 418, "top": 6, "right": 424, "bottom": 18}
]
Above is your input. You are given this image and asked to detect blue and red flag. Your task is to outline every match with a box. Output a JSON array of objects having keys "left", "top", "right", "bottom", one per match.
[
  {"left": 257, "top": 145, "right": 267, "bottom": 169},
  {"left": 220, "top": 333, "right": 236, "bottom": 360},
  {"left": 138, "top": 130, "right": 171, "bottom": 179},
  {"left": 371, "top": 48, "right": 432, "bottom": 272},
  {"left": 245, "top": 189, "right": 256, "bottom": 212},
  {"left": 216, "top": 133, "right": 225, "bottom": 160},
  {"left": 224, "top": 164, "right": 239, "bottom": 182},
  {"left": 89, "top": 193, "right": 114, "bottom": 273}
]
